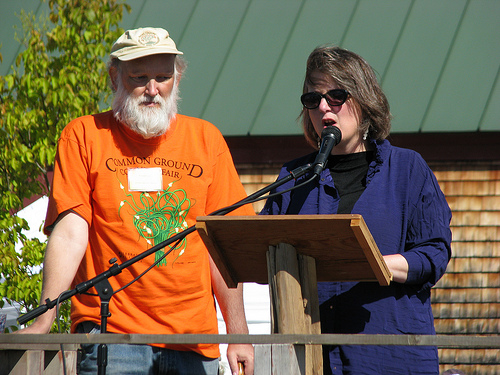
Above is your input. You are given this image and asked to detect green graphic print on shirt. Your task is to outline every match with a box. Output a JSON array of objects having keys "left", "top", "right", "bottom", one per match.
[{"left": 118, "top": 179, "right": 193, "bottom": 267}]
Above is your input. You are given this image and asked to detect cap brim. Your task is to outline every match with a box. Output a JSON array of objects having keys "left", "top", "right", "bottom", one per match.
[{"left": 111, "top": 46, "right": 183, "bottom": 61}]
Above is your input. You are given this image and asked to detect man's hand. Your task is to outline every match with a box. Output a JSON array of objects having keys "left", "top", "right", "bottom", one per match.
[{"left": 227, "top": 343, "right": 254, "bottom": 375}]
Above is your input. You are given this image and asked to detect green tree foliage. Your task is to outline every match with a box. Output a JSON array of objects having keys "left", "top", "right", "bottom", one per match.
[{"left": 0, "top": 0, "right": 130, "bottom": 332}]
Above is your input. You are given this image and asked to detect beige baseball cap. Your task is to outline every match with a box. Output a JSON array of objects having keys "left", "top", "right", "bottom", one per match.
[{"left": 110, "top": 27, "right": 183, "bottom": 61}]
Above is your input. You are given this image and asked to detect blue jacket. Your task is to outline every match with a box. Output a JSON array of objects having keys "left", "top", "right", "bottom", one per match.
[{"left": 260, "top": 139, "right": 452, "bottom": 374}]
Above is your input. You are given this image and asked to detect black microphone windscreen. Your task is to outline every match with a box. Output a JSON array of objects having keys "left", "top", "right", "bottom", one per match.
[{"left": 321, "top": 125, "right": 342, "bottom": 145}]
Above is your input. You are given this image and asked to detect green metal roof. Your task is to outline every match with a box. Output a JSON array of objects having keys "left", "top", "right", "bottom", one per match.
[{"left": 1, "top": 0, "right": 499, "bottom": 136}]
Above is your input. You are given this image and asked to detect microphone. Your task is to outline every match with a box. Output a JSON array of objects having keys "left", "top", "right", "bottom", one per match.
[{"left": 313, "top": 126, "right": 342, "bottom": 175}]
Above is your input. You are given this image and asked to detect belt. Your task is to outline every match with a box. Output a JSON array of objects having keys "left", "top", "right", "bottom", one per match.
[{"left": 76, "top": 321, "right": 100, "bottom": 334}]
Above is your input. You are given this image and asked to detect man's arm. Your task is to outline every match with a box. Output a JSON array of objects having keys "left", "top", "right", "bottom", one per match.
[
  {"left": 210, "top": 256, "right": 254, "bottom": 375},
  {"left": 17, "top": 211, "right": 89, "bottom": 334}
]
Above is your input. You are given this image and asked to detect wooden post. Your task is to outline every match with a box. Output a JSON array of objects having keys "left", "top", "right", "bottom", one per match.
[
  {"left": 298, "top": 253, "right": 322, "bottom": 373},
  {"left": 267, "top": 243, "right": 322, "bottom": 375}
]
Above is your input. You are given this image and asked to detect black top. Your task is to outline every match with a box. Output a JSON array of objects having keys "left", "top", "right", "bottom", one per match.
[{"left": 328, "top": 151, "right": 374, "bottom": 214}]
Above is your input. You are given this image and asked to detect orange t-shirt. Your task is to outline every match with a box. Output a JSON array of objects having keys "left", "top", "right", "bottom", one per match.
[{"left": 45, "top": 111, "right": 255, "bottom": 358}]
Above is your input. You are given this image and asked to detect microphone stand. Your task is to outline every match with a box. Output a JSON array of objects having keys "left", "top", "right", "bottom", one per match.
[{"left": 18, "top": 162, "right": 314, "bottom": 374}]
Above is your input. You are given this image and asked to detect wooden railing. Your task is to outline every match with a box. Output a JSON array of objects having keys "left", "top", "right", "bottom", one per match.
[{"left": 1, "top": 334, "right": 498, "bottom": 375}]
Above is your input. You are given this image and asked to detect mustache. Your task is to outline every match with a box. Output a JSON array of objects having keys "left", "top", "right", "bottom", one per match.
[{"left": 140, "top": 95, "right": 161, "bottom": 104}]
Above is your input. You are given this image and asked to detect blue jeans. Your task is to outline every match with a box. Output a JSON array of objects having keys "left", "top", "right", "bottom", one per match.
[{"left": 77, "top": 323, "right": 219, "bottom": 375}]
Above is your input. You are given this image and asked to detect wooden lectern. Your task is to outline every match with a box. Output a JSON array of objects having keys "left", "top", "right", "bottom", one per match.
[{"left": 196, "top": 214, "right": 392, "bottom": 375}]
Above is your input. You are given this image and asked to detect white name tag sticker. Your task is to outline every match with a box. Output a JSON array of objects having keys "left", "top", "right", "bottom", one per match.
[{"left": 128, "top": 168, "right": 163, "bottom": 192}]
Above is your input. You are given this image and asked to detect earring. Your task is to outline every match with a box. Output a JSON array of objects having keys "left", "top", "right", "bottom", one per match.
[{"left": 363, "top": 129, "right": 369, "bottom": 141}]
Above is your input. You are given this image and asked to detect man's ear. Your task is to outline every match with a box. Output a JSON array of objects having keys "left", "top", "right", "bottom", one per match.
[{"left": 109, "top": 66, "right": 119, "bottom": 91}]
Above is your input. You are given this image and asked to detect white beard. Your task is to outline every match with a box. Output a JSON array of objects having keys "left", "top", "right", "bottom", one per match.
[{"left": 112, "top": 79, "right": 179, "bottom": 139}]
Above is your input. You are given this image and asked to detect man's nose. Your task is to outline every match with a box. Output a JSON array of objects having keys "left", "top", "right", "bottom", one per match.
[{"left": 145, "top": 79, "right": 159, "bottom": 96}]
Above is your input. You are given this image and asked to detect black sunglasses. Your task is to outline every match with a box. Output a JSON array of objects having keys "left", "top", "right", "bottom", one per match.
[{"left": 300, "top": 89, "right": 349, "bottom": 109}]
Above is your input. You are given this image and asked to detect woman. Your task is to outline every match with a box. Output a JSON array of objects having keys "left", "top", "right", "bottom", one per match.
[{"left": 260, "top": 45, "right": 452, "bottom": 374}]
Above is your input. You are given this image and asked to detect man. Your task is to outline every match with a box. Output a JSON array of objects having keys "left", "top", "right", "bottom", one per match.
[{"left": 20, "top": 27, "right": 255, "bottom": 375}]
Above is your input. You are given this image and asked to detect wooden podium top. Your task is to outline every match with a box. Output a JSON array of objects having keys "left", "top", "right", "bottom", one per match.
[{"left": 196, "top": 215, "right": 392, "bottom": 287}]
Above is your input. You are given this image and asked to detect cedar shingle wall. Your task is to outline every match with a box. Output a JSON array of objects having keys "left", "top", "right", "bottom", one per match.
[
  {"left": 237, "top": 161, "right": 500, "bottom": 375},
  {"left": 432, "top": 162, "right": 500, "bottom": 375}
]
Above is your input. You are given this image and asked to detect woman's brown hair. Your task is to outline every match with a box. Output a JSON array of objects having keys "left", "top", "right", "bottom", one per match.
[{"left": 300, "top": 45, "right": 391, "bottom": 148}]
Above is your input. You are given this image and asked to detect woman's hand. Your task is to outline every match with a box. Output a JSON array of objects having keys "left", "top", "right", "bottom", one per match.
[{"left": 383, "top": 254, "right": 409, "bottom": 283}]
